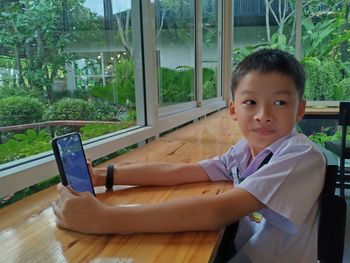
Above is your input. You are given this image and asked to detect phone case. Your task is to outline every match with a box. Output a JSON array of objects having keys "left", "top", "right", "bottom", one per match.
[{"left": 51, "top": 132, "right": 95, "bottom": 196}]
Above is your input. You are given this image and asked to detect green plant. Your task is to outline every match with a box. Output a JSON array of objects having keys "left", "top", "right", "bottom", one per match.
[
  {"left": 90, "top": 59, "right": 135, "bottom": 106},
  {"left": 308, "top": 132, "right": 333, "bottom": 145},
  {"left": 126, "top": 110, "right": 137, "bottom": 122},
  {"left": 0, "top": 129, "right": 51, "bottom": 165},
  {"left": 0, "top": 83, "right": 44, "bottom": 100},
  {"left": 232, "top": 33, "right": 295, "bottom": 67},
  {"left": 93, "top": 101, "right": 119, "bottom": 121},
  {"left": 203, "top": 67, "right": 217, "bottom": 99},
  {"left": 302, "top": 57, "right": 342, "bottom": 100},
  {"left": 114, "top": 59, "right": 135, "bottom": 105},
  {"left": 44, "top": 98, "right": 96, "bottom": 121},
  {"left": 79, "top": 122, "right": 131, "bottom": 141},
  {"left": 338, "top": 78, "right": 350, "bottom": 100},
  {"left": 89, "top": 85, "right": 115, "bottom": 103},
  {"left": 0, "top": 96, "right": 44, "bottom": 126},
  {"left": 0, "top": 1, "right": 103, "bottom": 100},
  {"left": 159, "top": 67, "right": 194, "bottom": 104}
]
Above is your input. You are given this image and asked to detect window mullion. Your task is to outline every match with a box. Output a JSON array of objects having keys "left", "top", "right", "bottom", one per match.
[{"left": 195, "top": 0, "right": 203, "bottom": 107}]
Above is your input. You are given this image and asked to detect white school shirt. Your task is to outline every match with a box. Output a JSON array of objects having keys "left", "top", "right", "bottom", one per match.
[{"left": 199, "top": 130, "right": 325, "bottom": 263}]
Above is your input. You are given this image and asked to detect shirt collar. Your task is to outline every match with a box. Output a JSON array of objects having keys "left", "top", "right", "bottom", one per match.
[{"left": 231, "top": 129, "right": 296, "bottom": 176}]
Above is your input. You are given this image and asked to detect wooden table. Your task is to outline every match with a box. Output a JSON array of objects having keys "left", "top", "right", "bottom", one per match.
[
  {"left": 304, "top": 107, "right": 339, "bottom": 120},
  {"left": 0, "top": 110, "right": 241, "bottom": 263}
]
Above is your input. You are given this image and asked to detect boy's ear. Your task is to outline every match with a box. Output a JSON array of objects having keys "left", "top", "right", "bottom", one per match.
[
  {"left": 229, "top": 101, "right": 238, "bottom": 121},
  {"left": 296, "top": 99, "right": 306, "bottom": 122}
]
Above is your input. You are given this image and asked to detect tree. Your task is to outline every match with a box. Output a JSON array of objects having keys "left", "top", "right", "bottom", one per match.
[
  {"left": 265, "top": 0, "right": 296, "bottom": 42},
  {"left": 0, "top": 0, "right": 100, "bottom": 100}
]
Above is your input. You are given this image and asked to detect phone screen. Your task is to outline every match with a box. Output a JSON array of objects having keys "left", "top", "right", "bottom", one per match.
[{"left": 54, "top": 133, "right": 95, "bottom": 195}]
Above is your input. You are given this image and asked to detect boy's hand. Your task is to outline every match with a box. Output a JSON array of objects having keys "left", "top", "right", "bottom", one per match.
[
  {"left": 52, "top": 183, "right": 108, "bottom": 234},
  {"left": 87, "top": 159, "right": 107, "bottom": 187},
  {"left": 87, "top": 159, "right": 98, "bottom": 185}
]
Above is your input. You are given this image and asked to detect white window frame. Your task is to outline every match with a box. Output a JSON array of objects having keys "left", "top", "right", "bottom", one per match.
[{"left": 0, "top": 0, "right": 232, "bottom": 197}]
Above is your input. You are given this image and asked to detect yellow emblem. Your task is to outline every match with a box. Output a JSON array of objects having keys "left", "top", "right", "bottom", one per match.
[{"left": 249, "top": 212, "right": 263, "bottom": 223}]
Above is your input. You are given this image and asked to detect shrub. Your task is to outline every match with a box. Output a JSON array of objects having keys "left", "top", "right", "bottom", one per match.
[
  {"left": 203, "top": 67, "right": 217, "bottom": 99},
  {"left": 160, "top": 67, "right": 194, "bottom": 104},
  {"left": 0, "top": 84, "right": 43, "bottom": 100},
  {"left": 44, "top": 98, "right": 96, "bottom": 121},
  {"left": 302, "top": 57, "right": 342, "bottom": 100},
  {"left": 80, "top": 122, "right": 130, "bottom": 141},
  {"left": 90, "top": 59, "right": 135, "bottom": 106},
  {"left": 114, "top": 59, "right": 135, "bottom": 105},
  {"left": 51, "top": 89, "right": 90, "bottom": 102},
  {"left": 0, "top": 129, "right": 51, "bottom": 165},
  {"left": 0, "top": 96, "right": 44, "bottom": 126},
  {"left": 338, "top": 78, "right": 350, "bottom": 100},
  {"left": 93, "top": 101, "right": 119, "bottom": 121}
]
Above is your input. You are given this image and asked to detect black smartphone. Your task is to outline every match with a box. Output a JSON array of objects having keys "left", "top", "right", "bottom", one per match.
[{"left": 52, "top": 132, "right": 95, "bottom": 196}]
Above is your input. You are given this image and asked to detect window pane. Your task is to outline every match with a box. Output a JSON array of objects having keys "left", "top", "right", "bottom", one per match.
[
  {"left": 0, "top": 0, "right": 141, "bottom": 165},
  {"left": 202, "top": 0, "right": 220, "bottom": 100},
  {"left": 232, "top": 0, "right": 296, "bottom": 66},
  {"left": 156, "top": 0, "right": 195, "bottom": 106},
  {"left": 301, "top": 1, "right": 348, "bottom": 102}
]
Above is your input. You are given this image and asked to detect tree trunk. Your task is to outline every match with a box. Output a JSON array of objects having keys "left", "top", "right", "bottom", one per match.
[
  {"left": 24, "top": 42, "right": 35, "bottom": 89},
  {"left": 35, "top": 29, "right": 45, "bottom": 69},
  {"left": 14, "top": 44, "right": 24, "bottom": 86},
  {"left": 265, "top": 0, "right": 271, "bottom": 42},
  {"left": 116, "top": 14, "right": 132, "bottom": 57}
]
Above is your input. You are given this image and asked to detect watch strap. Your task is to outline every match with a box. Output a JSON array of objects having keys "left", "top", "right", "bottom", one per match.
[{"left": 106, "top": 164, "right": 114, "bottom": 190}]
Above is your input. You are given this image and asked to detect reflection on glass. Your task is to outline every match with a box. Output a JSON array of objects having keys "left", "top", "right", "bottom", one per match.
[{"left": 155, "top": 0, "right": 195, "bottom": 106}]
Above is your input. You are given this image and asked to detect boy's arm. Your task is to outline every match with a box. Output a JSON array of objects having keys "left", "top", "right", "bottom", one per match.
[
  {"left": 110, "top": 187, "right": 265, "bottom": 233},
  {"left": 53, "top": 184, "right": 265, "bottom": 234},
  {"left": 92, "top": 163, "right": 210, "bottom": 187}
]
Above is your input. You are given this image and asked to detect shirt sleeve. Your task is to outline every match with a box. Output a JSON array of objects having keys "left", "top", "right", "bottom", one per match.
[
  {"left": 198, "top": 147, "right": 235, "bottom": 182},
  {"left": 238, "top": 139, "right": 325, "bottom": 233}
]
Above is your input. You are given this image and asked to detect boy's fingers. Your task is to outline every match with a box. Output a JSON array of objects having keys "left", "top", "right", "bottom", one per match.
[
  {"left": 55, "top": 217, "right": 66, "bottom": 230},
  {"left": 66, "top": 185, "right": 85, "bottom": 197},
  {"left": 57, "top": 183, "right": 78, "bottom": 199},
  {"left": 52, "top": 200, "right": 63, "bottom": 221}
]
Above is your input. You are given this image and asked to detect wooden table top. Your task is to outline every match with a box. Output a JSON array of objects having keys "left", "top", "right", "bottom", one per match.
[
  {"left": 304, "top": 106, "right": 339, "bottom": 116},
  {"left": 0, "top": 110, "right": 241, "bottom": 263}
]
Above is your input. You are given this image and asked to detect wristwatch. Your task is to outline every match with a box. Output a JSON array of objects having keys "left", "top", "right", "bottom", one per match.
[{"left": 106, "top": 164, "right": 114, "bottom": 190}]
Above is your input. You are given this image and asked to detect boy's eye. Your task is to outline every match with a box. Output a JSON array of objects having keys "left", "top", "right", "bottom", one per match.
[
  {"left": 243, "top": 100, "right": 256, "bottom": 105},
  {"left": 274, "top": 100, "right": 286, "bottom": 106}
]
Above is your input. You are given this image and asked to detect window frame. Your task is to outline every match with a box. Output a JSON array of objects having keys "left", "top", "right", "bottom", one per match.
[{"left": 0, "top": 0, "right": 231, "bottom": 197}]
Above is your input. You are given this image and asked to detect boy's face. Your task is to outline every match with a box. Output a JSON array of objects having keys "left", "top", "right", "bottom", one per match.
[{"left": 229, "top": 71, "right": 306, "bottom": 157}]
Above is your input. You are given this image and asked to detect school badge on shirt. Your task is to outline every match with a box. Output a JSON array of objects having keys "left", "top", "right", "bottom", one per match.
[{"left": 249, "top": 212, "right": 263, "bottom": 223}]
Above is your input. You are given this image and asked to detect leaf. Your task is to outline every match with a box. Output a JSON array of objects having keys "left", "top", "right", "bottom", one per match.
[
  {"left": 26, "top": 129, "right": 37, "bottom": 140},
  {"left": 302, "top": 19, "right": 314, "bottom": 31},
  {"left": 14, "top": 134, "right": 28, "bottom": 141}
]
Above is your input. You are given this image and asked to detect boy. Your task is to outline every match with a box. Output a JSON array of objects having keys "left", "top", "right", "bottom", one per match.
[{"left": 53, "top": 49, "right": 325, "bottom": 262}]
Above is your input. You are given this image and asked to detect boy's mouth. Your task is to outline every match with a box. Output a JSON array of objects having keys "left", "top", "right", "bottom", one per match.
[{"left": 252, "top": 127, "right": 275, "bottom": 136}]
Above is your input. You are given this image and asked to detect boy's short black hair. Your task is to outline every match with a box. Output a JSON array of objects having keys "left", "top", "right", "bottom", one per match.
[{"left": 231, "top": 49, "right": 305, "bottom": 100}]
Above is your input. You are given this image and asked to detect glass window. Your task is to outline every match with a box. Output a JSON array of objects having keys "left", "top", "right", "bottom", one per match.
[
  {"left": 202, "top": 0, "right": 220, "bottom": 100},
  {"left": 0, "top": 0, "right": 141, "bottom": 166},
  {"left": 301, "top": 1, "right": 349, "bottom": 102},
  {"left": 155, "top": 0, "right": 195, "bottom": 106},
  {"left": 298, "top": 1, "right": 347, "bottom": 142},
  {"left": 232, "top": 0, "right": 296, "bottom": 66}
]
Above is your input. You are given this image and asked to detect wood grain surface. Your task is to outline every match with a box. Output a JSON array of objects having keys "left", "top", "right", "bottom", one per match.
[{"left": 0, "top": 109, "right": 242, "bottom": 263}]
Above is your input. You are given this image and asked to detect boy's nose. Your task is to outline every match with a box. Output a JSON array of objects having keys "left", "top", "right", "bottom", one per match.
[{"left": 254, "top": 107, "right": 272, "bottom": 122}]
